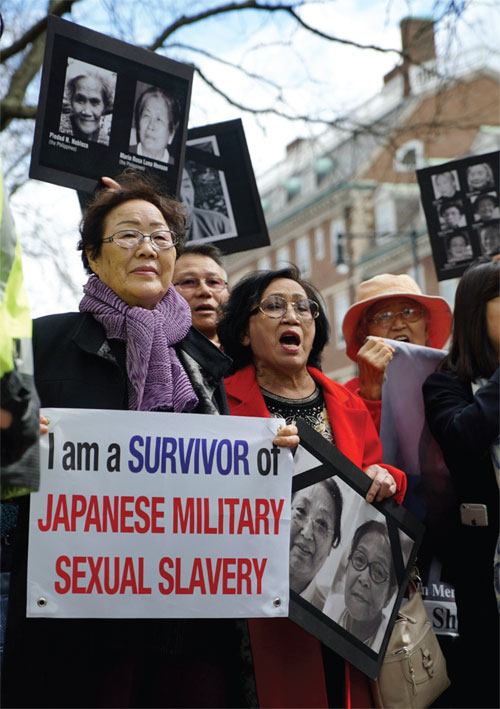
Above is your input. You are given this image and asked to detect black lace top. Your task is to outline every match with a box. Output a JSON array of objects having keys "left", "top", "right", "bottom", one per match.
[{"left": 261, "top": 385, "right": 335, "bottom": 444}]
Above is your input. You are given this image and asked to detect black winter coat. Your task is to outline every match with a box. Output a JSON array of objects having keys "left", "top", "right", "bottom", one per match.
[{"left": 2, "top": 313, "right": 257, "bottom": 709}]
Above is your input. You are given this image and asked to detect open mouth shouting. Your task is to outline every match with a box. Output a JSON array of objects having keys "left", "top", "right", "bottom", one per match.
[{"left": 279, "top": 330, "right": 302, "bottom": 352}]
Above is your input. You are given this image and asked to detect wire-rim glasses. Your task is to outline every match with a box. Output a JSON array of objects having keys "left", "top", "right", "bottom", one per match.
[
  {"left": 349, "top": 549, "right": 389, "bottom": 584},
  {"left": 101, "top": 229, "right": 178, "bottom": 250},
  {"left": 250, "top": 295, "right": 319, "bottom": 321},
  {"left": 367, "top": 306, "right": 424, "bottom": 327}
]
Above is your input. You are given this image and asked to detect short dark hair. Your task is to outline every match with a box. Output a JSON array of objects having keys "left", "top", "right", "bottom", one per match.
[
  {"left": 446, "top": 232, "right": 468, "bottom": 250},
  {"left": 439, "top": 258, "right": 500, "bottom": 380},
  {"left": 350, "top": 520, "right": 397, "bottom": 596},
  {"left": 321, "top": 477, "right": 343, "bottom": 548},
  {"left": 67, "top": 71, "right": 114, "bottom": 113},
  {"left": 475, "top": 193, "right": 498, "bottom": 211},
  {"left": 78, "top": 169, "right": 186, "bottom": 273},
  {"left": 177, "top": 243, "right": 225, "bottom": 268},
  {"left": 217, "top": 265, "right": 330, "bottom": 373},
  {"left": 135, "top": 86, "right": 180, "bottom": 137},
  {"left": 439, "top": 200, "right": 463, "bottom": 218}
]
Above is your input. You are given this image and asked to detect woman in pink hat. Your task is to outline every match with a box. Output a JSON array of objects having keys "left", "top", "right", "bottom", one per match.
[{"left": 342, "top": 273, "right": 452, "bottom": 430}]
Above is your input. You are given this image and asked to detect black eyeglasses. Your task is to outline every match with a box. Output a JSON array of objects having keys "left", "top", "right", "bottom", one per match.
[
  {"left": 367, "top": 306, "right": 424, "bottom": 327},
  {"left": 349, "top": 549, "right": 389, "bottom": 584},
  {"left": 250, "top": 295, "right": 319, "bottom": 321},
  {"left": 174, "top": 276, "right": 227, "bottom": 292},
  {"left": 101, "top": 229, "right": 178, "bottom": 250}
]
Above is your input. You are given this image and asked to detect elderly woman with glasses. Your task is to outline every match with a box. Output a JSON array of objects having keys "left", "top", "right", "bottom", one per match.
[
  {"left": 2, "top": 171, "right": 258, "bottom": 709},
  {"left": 217, "top": 266, "right": 406, "bottom": 709},
  {"left": 342, "top": 273, "right": 452, "bottom": 430},
  {"left": 324, "top": 520, "right": 398, "bottom": 652}
]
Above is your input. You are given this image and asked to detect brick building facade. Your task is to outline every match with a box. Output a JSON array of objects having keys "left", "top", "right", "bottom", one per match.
[{"left": 225, "top": 18, "right": 500, "bottom": 381}]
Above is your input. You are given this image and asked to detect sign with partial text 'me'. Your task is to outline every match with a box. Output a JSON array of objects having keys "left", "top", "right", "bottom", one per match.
[{"left": 27, "top": 409, "right": 293, "bottom": 618}]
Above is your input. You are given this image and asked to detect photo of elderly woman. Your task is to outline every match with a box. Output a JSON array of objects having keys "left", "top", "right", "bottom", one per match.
[
  {"left": 289, "top": 478, "right": 343, "bottom": 609},
  {"left": 59, "top": 59, "right": 116, "bottom": 145},
  {"left": 323, "top": 520, "right": 397, "bottom": 652},
  {"left": 479, "top": 223, "right": 500, "bottom": 257},
  {"left": 466, "top": 162, "right": 495, "bottom": 193},
  {"left": 129, "top": 82, "right": 181, "bottom": 164}
]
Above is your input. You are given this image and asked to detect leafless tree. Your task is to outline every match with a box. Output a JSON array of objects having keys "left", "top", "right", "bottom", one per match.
[{"left": 1, "top": 0, "right": 496, "bottom": 311}]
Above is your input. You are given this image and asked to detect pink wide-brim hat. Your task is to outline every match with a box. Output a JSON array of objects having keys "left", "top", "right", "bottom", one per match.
[{"left": 342, "top": 273, "right": 453, "bottom": 361}]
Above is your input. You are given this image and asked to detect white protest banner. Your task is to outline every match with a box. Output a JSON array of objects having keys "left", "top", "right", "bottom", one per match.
[{"left": 27, "top": 408, "right": 292, "bottom": 619}]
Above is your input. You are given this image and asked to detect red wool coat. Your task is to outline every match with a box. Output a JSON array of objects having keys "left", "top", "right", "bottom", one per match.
[{"left": 224, "top": 365, "right": 406, "bottom": 708}]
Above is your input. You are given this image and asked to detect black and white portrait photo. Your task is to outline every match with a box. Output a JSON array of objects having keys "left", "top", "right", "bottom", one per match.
[
  {"left": 445, "top": 232, "right": 473, "bottom": 264},
  {"left": 181, "top": 165, "right": 234, "bottom": 242},
  {"left": 129, "top": 82, "right": 181, "bottom": 165},
  {"left": 432, "top": 170, "right": 460, "bottom": 200},
  {"left": 437, "top": 199, "right": 466, "bottom": 231},
  {"left": 478, "top": 222, "right": 500, "bottom": 257},
  {"left": 181, "top": 135, "right": 237, "bottom": 244},
  {"left": 289, "top": 478, "right": 343, "bottom": 606},
  {"left": 322, "top": 518, "right": 398, "bottom": 652},
  {"left": 59, "top": 59, "right": 116, "bottom": 146},
  {"left": 417, "top": 151, "right": 500, "bottom": 281},
  {"left": 31, "top": 16, "right": 194, "bottom": 196},
  {"left": 288, "top": 422, "right": 423, "bottom": 678},
  {"left": 472, "top": 193, "right": 500, "bottom": 222},
  {"left": 466, "top": 161, "right": 496, "bottom": 193}
]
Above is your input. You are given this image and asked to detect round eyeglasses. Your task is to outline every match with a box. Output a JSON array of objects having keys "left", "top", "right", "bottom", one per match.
[
  {"left": 349, "top": 549, "right": 389, "bottom": 584},
  {"left": 250, "top": 295, "right": 319, "bottom": 321},
  {"left": 367, "top": 306, "right": 424, "bottom": 327},
  {"left": 174, "top": 276, "right": 227, "bottom": 292},
  {"left": 101, "top": 229, "right": 178, "bottom": 250}
]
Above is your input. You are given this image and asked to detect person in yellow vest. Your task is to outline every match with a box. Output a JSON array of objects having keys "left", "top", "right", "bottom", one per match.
[{"left": 0, "top": 170, "right": 40, "bottom": 498}]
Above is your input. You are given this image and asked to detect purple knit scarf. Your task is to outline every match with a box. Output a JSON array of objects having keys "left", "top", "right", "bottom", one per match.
[{"left": 80, "top": 276, "right": 199, "bottom": 412}]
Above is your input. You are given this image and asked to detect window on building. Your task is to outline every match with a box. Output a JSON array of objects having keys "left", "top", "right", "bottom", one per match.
[
  {"left": 334, "top": 292, "right": 350, "bottom": 350},
  {"left": 394, "top": 140, "right": 424, "bottom": 173},
  {"left": 296, "top": 236, "right": 311, "bottom": 277},
  {"left": 314, "top": 227, "right": 325, "bottom": 260},
  {"left": 374, "top": 196, "right": 397, "bottom": 237},
  {"left": 276, "top": 246, "right": 291, "bottom": 267},
  {"left": 314, "top": 156, "right": 335, "bottom": 186},
  {"left": 284, "top": 176, "right": 302, "bottom": 202},
  {"left": 329, "top": 219, "right": 345, "bottom": 265}
]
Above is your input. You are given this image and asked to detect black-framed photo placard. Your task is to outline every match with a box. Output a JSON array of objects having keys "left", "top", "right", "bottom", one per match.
[
  {"left": 30, "top": 15, "right": 193, "bottom": 198},
  {"left": 417, "top": 151, "right": 500, "bottom": 281},
  {"left": 290, "top": 420, "right": 424, "bottom": 679},
  {"left": 181, "top": 119, "right": 270, "bottom": 255}
]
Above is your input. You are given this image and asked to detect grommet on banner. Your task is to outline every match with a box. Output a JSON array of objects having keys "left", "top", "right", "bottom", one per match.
[
  {"left": 37, "top": 597, "right": 47, "bottom": 607},
  {"left": 273, "top": 597, "right": 281, "bottom": 607}
]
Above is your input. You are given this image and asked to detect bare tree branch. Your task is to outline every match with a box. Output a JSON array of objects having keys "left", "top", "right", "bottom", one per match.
[
  {"left": 166, "top": 42, "right": 285, "bottom": 91},
  {"left": 1, "top": 34, "right": 47, "bottom": 131},
  {"left": 1, "top": 0, "right": 81, "bottom": 63},
  {"left": 0, "top": 101, "right": 38, "bottom": 121},
  {"left": 148, "top": 0, "right": 405, "bottom": 60}
]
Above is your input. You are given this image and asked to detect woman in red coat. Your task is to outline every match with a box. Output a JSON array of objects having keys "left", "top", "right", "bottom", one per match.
[{"left": 217, "top": 266, "right": 406, "bottom": 709}]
